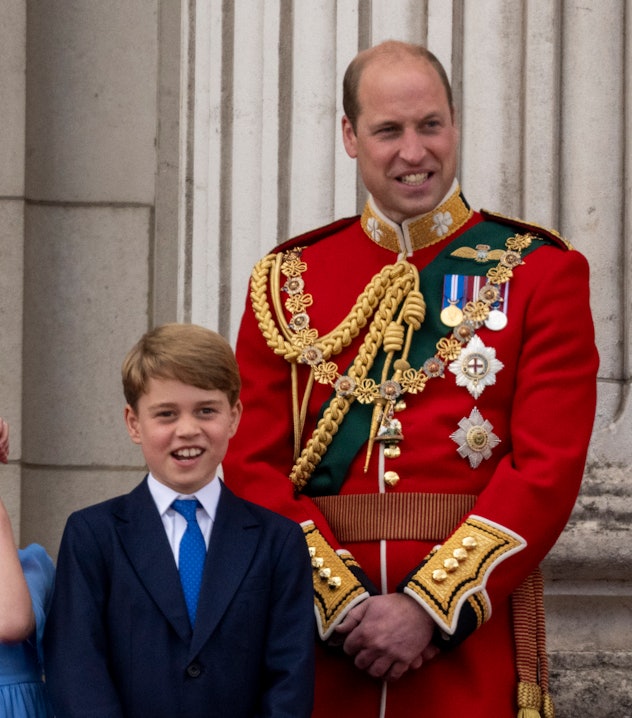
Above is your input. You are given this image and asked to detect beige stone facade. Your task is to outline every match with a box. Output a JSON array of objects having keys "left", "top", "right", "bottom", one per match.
[{"left": 1, "top": 2, "right": 630, "bottom": 715}]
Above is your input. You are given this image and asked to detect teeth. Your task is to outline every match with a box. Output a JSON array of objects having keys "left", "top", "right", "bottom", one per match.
[
  {"left": 174, "top": 448, "right": 202, "bottom": 459},
  {"left": 400, "top": 173, "right": 428, "bottom": 185}
]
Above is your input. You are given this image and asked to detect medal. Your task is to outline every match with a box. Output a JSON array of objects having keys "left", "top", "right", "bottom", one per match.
[
  {"left": 485, "top": 309, "right": 508, "bottom": 331},
  {"left": 484, "top": 281, "right": 509, "bottom": 331},
  {"left": 450, "top": 407, "right": 501, "bottom": 469},
  {"left": 440, "top": 301, "right": 464, "bottom": 327},
  {"left": 449, "top": 335, "right": 504, "bottom": 399},
  {"left": 441, "top": 275, "right": 465, "bottom": 328}
]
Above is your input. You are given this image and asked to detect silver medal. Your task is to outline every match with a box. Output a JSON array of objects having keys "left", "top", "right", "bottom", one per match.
[{"left": 484, "top": 309, "right": 508, "bottom": 331}]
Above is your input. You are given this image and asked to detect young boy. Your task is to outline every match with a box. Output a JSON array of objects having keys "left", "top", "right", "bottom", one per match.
[{"left": 43, "top": 323, "right": 315, "bottom": 718}]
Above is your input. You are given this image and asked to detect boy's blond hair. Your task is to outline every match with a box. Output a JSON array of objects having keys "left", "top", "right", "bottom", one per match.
[{"left": 122, "top": 323, "right": 241, "bottom": 410}]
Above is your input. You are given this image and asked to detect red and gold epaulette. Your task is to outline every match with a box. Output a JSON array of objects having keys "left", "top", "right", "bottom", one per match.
[
  {"left": 270, "top": 215, "right": 360, "bottom": 255},
  {"left": 481, "top": 209, "right": 574, "bottom": 251}
]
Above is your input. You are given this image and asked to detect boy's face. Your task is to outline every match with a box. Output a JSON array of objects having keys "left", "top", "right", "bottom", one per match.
[{"left": 124, "top": 377, "right": 242, "bottom": 494}]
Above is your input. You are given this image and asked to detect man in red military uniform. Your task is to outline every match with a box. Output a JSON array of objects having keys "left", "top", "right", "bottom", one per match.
[{"left": 222, "top": 40, "right": 598, "bottom": 717}]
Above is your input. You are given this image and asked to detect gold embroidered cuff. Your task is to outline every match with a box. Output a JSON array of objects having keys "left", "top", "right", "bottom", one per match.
[
  {"left": 302, "top": 521, "right": 369, "bottom": 640},
  {"left": 403, "top": 515, "right": 526, "bottom": 636}
]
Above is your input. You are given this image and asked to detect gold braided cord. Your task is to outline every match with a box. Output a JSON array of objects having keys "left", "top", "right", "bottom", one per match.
[
  {"left": 251, "top": 254, "right": 301, "bottom": 360},
  {"left": 251, "top": 233, "right": 533, "bottom": 490},
  {"left": 288, "top": 267, "right": 417, "bottom": 490},
  {"left": 250, "top": 253, "right": 418, "bottom": 480},
  {"left": 290, "top": 363, "right": 301, "bottom": 460},
  {"left": 364, "top": 277, "right": 425, "bottom": 470},
  {"left": 383, "top": 322, "right": 405, "bottom": 353},
  {"left": 250, "top": 253, "right": 414, "bottom": 363},
  {"left": 296, "top": 368, "right": 316, "bottom": 461}
]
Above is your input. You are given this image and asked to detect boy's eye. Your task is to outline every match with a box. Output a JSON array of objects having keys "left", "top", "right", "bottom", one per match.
[{"left": 199, "top": 407, "right": 215, "bottom": 415}]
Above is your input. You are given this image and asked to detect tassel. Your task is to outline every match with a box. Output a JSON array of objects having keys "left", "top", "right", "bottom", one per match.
[
  {"left": 517, "top": 681, "right": 542, "bottom": 718},
  {"left": 542, "top": 693, "right": 555, "bottom": 718}
]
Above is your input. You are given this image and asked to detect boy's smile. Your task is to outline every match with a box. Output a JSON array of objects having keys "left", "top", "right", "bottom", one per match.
[{"left": 124, "top": 377, "right": 242, "bottom": 494}]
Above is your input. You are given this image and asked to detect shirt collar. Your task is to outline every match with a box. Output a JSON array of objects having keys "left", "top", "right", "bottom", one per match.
[
  {"left": 147, "top": 473, "right": 222, "bottom": 521},
  {"left": 360, "top": 179, "right": 473, "bottom": 258}
]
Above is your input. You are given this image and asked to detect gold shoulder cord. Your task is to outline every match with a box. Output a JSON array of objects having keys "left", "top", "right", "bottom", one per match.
[
  {"left": 250, "top": 231, "right": 536, "bottom": 492},
  {"left": 250, "top": 252, "right": 420, "bottom": 489}
]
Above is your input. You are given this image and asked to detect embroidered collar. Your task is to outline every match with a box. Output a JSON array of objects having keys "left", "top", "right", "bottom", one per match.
[{"left": 360, "top": 182, "right": 473, "bottom": 256}]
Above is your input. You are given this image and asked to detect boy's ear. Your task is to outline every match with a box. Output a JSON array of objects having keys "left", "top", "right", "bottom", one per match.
[
  {"left": 229, "top": 399, "right": 243, "bottom": 438},
  {"left": 124, "top": 405, "right": 142, "bottom": 444}
]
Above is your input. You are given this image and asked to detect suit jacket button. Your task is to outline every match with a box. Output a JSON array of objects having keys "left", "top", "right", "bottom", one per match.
[{"left": 187, "top": 662, "right": 202, "bottom": 678}]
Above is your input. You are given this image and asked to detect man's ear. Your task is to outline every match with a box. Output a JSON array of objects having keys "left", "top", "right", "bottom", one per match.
[
  {"left": 341, "top": 115, "right": 358, "bottom": 159},
  {"left": 124, "top": 404, "right": 142, "bottom": 445}
]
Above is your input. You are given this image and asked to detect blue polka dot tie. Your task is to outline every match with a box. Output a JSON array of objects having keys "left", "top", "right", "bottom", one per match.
[{"left": 172, "top": 499, "right": 206, "bottom": 626}]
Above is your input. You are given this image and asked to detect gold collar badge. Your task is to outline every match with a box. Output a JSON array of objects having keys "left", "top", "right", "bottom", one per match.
[{"left": 361, "top": 185, "right": 474, "bottom": 254}]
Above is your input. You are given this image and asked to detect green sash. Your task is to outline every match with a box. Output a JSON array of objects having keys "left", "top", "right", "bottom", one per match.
[{"left": 303, "top": 220, "right": 550, "bottom": 497}]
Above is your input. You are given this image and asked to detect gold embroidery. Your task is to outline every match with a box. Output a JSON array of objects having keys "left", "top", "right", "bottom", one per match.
[
  {"left": 482, "top": 208, "right": 574, "bottom": 251},
  {"left": 450, "top": 246, "right": 506, "bottom": 262},
  {"left": 362, "top": 186, "right": 474, "bottom": 253},
  {"left": 403, "top": 516, "right": 526, "bottom": 635},
  {"left": 302, "top": 522, "right": 369, "bottom": 640}
]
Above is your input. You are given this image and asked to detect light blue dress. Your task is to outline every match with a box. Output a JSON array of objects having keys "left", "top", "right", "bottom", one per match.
[{"left": 0, "top": 544, "right": 55, "bottom": 717}]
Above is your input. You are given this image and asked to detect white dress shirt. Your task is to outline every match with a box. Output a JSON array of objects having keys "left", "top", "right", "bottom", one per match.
[{"left": 147, "top": 474, "right": 221, "bottom": 566}]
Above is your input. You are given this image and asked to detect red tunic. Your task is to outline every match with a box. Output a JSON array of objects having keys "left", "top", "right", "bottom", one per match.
[{"left": 222, "top": 188, "right": 598, "bottom": 718}]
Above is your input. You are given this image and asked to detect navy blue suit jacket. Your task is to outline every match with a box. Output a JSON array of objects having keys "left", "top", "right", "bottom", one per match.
[{"left": 44, "top": 478, "right": 314, "bottom": 717}]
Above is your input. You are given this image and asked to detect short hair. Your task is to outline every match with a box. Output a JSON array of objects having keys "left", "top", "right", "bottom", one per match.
[
  {"left": 122, "top": 323, "right": 241, "bottom": 410},
  {"left": 342, "top": 40, "right": 454, "bottom": 132}
]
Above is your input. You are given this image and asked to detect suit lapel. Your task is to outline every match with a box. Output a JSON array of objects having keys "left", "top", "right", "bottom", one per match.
[
  {"left": 189, "top": 483, "right": 260, "bottom": 657},
  {"left": 114, "top": 479, "right": 192, "bottom": 642}
]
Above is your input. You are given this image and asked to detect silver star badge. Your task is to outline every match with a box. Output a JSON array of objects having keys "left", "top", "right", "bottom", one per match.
[
  {"left": 450, "top": 407, "right": 501, "bottom": 468},
  {"left": 449, "top": 335, "right": 504, "bottom": 399}
]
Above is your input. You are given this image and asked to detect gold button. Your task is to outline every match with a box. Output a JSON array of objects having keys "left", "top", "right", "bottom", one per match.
[
  {"left": 312, "top": 557, "right": 324, "bottom": 569},
  {"left": 384, "top": 445, "right": 401, "bottom": 459},
  {"left": 453, "top": 547, "right": 468, "bottom": 561},
  {"left": 328, "top": 576, "right": 342, "bottom": 589},
  {"left": 318, "top": 567, "right": 331, "bottom": 580},
  {"left": 432, "top": 569, "right": 448, "bottom": 583},
  {"left": 462, "top": 536, "right": 477, "bottom": 550},
  {"left": 384, "top": 470, "right": 400, "bottom": 486},
  {"left": 308, "top": 547, "right": 316, "bottom": 557},
  {"left": 443, "top": 557, "right": 459, "bottom": 572}
]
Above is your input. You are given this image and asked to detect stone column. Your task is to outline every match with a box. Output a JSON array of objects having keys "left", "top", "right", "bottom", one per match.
[
  {"left": 0, "top": 0, "right": 26, "bottom": 536},
  {"left": 21, "top": 1, "right": 161, "bottom": 552}
]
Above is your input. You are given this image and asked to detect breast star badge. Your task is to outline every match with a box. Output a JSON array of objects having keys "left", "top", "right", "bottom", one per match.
[
  {"left": 448, "top": 335, "right": 504, "bottom": 399},
  {"left": 450, "top": 407, "right": 501, "bottom": 468}
]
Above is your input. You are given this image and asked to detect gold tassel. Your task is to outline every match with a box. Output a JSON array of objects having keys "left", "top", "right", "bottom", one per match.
[
  {"left": 517, "top": 681, "right": 542, "bottom": 718},
  {"left": 542, "top": 693, "right": 555, "bottom": 718}
]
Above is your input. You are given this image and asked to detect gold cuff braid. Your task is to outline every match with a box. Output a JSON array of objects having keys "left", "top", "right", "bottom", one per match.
[
  {"left": 403, "top": 515, "right": 526, "bottom": 635},
  {"left": 302, "top": 521, "right": 369, "bottom": 640}
]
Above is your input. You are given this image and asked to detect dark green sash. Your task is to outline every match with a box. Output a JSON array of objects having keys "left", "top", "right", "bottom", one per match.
[{"left": 303, "top": 220, "right": 551, "bottom": 496}]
